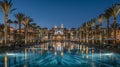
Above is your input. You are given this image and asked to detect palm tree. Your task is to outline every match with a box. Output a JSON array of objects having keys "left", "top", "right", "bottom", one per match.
[
  {"left": 90, "top": 18, "right": 96, "bottom": 45},
  {"left": 13, "top": 20, "right": 18, "bottom": 42},
  {"left": 109, "top": 4, "right": 120, "bottom": 45},
  {"left": 23, "top": 16, "right": 33, "bottom": 45},
  {"left": 7, "top": 19, "right": 13, "bottom": 42},
  {"left": 14, "top": 13, "right": 25, "bottom": 39},
  {"left": 0, "top": 24, "right": 4, "bottom": 44},
  {"left": 0, "top": 0, "right": 16, "bottom": 45},
  {"left": 13, "top": 20, "right": 18, "bottom": 30},
  {"left": 110, "top": 23, "right": 120, "bottom": 44},
  {"left": 30, "top": 22, "right": 36, "bottom": 40},
  {"left": 95, "top": 24, "right": 100, "bottom": 45},
  {"left": 97, "top": 14, "right": 105, "bottom": 46},
  {"left": 86, "top": 22, "right": 91, "bottom": 44},
  {"left": 104, "top": 8, "right": 112, "bottom": 44},
  {"left": 36, "top": 25, "right": 41, "bottom": 42},
  {"left": 79, "top": 27, "right": 83, "bottom": 43},
  {"left": 82, "top": 22, "right": 87, "bottom": 43}
]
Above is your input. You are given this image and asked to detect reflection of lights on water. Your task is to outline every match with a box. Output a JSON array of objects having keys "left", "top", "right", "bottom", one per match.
[
  {"left": 24, "top": 65, "right": 27, "bottom": 67},
  {"left": 81, "top": 50, "right": 84, "bottom": 53},
  {"left": 54, "top": 52, "right": 57, "bottom": 56},
  {"left": 6, "top": 53, "right": 15, "bottom": 56},
  {"left": 83, "top": 48, "right": 85, "bottom": 51},
  {"left": 91, "top": 62, "right": 95, "bottom": 67},
  {"left": 70, "top": 45, "right": 73, "bottom": 50},
  {"left": 80, "top": 45, "right": 82, "bottom": 50},
  {"left": 61, "top": 52, "right": 64, "bottom": 56},
  {"left": 92, "top": 49, "right": 94, "bottom": 54},
  {"left": 5, "top": 53, "right": 26, "bottom": 56},
  {"left": 45, "top": 47, "right": 48, "bottom": 50},
  {"left": 82, "top": 55, "right": 84, "bottom": 58},
  {"left": 68, "top": 48, "right": 71, "bottom": 53},
  {"left": 4, "top": 55, "right": 8, "bottom": 67},
  {"left": 86, "top": 55, "right": 88, "bottom": 59},
  {"left": 38, "top": 51, "right": 42, "bottom": 55},
  {"left": 103, "top": 53, "right": 113, "bottom": 56},
  {"left": 86, "top": 46, "right": 88, "bottom": 54}
]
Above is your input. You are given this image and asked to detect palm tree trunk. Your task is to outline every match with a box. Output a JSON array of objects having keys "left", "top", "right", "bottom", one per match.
[
  {"left": 95, "top": 30, "right": 98, "bottom": 44},
  {"left": 106, "top": 19, "right": 109, "bottom": 44},
  {"left": 19, "top": 21, "right": 21, "bottom": 34},
  {"left": 14, "top": 23, "right": 16, "bottom": 42},
  {"left": 80, "top": 31, "right": 82, "bottom": 43},
  {"left": 92, "top": 30, "right": 94, "bottom": 45},
  {"left": 25, "top": 25, "right": 28, "bottom": 45},
  {"left": 93, "top": 30, "right": 95, "bottom": 44},
  {"left": 84, "top": 32, "right": 86, "bottom": 43},
  {"left": 4, "top": 15, "right": 8, "bottom": 46},
  {"left": 114, "top": 17, "right": 116, "bottom": 45},
  {"left": 19, "top": 21, "right": 21, "bottom": 40},
  {"left": 100, "top": 23, "right": 102, "bottom": 48},
  {"left": 9, "top": 23, "right": 10, "bottom": 43},
  {"left": 86, "top": 31, "right": 89, "bottom": 44},
  {"left": 95, "top": 30, "right": 96, "bottom": 44},
  {"left": 15, "top": 23, "right": 17, "bottom": 30}
]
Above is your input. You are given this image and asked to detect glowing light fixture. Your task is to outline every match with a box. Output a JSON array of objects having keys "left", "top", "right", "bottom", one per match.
[
  {"left": 6, "top": 53, "right": 15, "bottom": 56},
  {"left": 104, "top": 53, "right": 113, "bottom": 56}
]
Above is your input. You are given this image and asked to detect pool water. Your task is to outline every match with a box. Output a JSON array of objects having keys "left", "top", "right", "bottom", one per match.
[{"left": 0, "top": 42, "right": 120, "bottom": 67}]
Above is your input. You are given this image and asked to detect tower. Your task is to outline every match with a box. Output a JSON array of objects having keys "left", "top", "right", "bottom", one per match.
[
  {"left": 54, "top": 25, "right": 57, "bottom": 28},
  {"left": 61, "top": 24, "right": 64, "bottom": 28}
]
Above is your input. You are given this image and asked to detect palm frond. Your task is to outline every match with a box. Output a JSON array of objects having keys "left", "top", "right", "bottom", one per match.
[{"left": 10, "top": 8, "right": 16, "bottom": 13}]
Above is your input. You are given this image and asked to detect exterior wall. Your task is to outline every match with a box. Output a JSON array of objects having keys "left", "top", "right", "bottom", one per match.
[{"left": 110, "top": 29, "right": 120, "bottom": 44}]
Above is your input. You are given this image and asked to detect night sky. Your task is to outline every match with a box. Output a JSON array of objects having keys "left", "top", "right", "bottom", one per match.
[{"left": 0, "top": 0, "right": 120, "bottom": 29}]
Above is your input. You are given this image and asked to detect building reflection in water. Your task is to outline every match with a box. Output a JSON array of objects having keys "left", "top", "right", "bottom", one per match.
[
  {"left": 3, "top": 42, "right": 93, "bottom": 66},
  {"left": 24, "top": 48, "right": 27, "bottom": 67},
  {"left": 4, "top": 55, "right": 8, "bottom": 67},
  {"left": 1, "top": 41, "right": 117, "bottom": 67}
]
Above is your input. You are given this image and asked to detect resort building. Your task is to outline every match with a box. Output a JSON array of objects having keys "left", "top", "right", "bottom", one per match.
[
  {"left": 1, "top": 24, "right": 120, "bottom": 46},
  {"left": 110, "top": 28, "right": 120, "bottom": 44},
  {"left": 47, "top": 24, "right": 76, "bottom": 42}
]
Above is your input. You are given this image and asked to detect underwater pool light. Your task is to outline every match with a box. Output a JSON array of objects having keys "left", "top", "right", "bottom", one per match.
[
  {"left": 6, "top": 53, "right": 16, "bottom": 56},
  {"left": 103, "top": 53, "right": 113, "bottom": 56}
]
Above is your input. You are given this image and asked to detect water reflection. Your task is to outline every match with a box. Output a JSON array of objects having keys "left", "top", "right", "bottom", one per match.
[
  {"left": 0, "top": 42, "right": 120, "bottom": 67},
  {"left": 4, "top": 55, "right": 7, "bottom": 67}
]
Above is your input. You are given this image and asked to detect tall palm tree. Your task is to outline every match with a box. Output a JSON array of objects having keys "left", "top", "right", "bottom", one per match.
[
  {"left": 7, "top": 19, "right": 13, "bottom": 41},
  {"left": 86, "top": 22, "right": 92, "bottom": 44},
  {"left": 90, "top": 18, "right": 96, "bottom": 45},
  {"left": 13, "top": 20, "right": 18, "bottom": 42},
  {"left": 23, "top": 16, "right": 33, "bottom": 45},
  {"left": 79, "top": 27, "right": 83, "bottom": 43},
  {"left": 82, "top": 22, "right": 87, "bottom": 43},
  {"left": 0, "top": 24, "right": 4, "bottom": 32},
  {"left": 30, "top": 22, "right": 37, "bottom": 41},
  {"left": 97, "top": 14, "right": 105, "bottom": 46},
  {"left": 104, "top": 8, "right": 112, "bottom": 44},
  {"left": 0, "top": 24, "right": 4, "bottom": 44},
  {"left": 95, "top": 24, "right": 100, "bottom": 45},
  {"left": 36, "top": 25, "right": 41, "bottom": 42},
  {"left": 14, "top": 13, "right": 25, "bottom": 38},
  {"left": 13, "top": 20, "right": 18, "bottom": 30},
  {"left": 109, "top": 4, "right": 120, "bottom": 45},
  {"left": 110, "top": 23, "right": 120, "bottom": 44},
  {"left": 0, "top": 0, "right": 16, "bottom": 45}
]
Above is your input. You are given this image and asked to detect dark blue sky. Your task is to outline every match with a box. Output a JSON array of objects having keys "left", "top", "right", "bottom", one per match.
[{"left": 0, "top": 0, "right": 120, "bottom": 29}]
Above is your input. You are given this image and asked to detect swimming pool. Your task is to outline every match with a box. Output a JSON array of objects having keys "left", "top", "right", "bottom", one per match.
[{"left": 0, "top": 42, "right": 120, "bottom": 67}]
